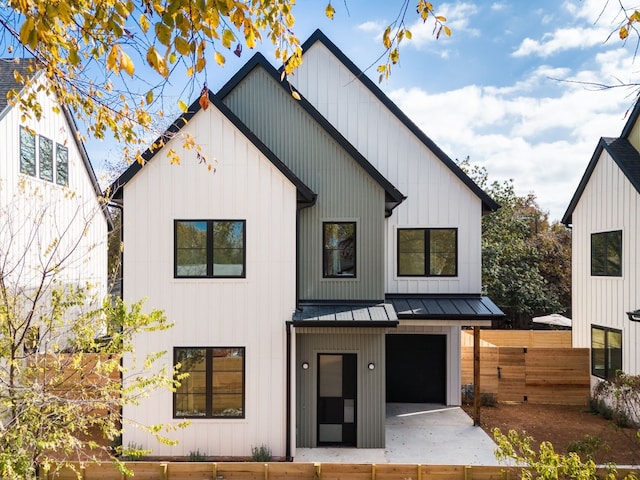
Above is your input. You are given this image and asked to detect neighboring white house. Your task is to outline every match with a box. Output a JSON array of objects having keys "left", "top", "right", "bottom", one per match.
[
  {"left": 110, "top": 30, "right": 502, "bottom": 459},
  {"left": 562, "top": 101, "right": 640, "bottom": 381},
  {"left": 0, "top": 58, "right": 109, "bottom": 313}
]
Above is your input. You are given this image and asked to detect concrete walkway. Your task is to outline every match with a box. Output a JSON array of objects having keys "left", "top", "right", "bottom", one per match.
[{"left": 294, "top": 403, "right": 502, "bottom": 465}]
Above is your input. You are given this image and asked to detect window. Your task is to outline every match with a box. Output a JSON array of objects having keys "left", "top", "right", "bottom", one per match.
[
  {"left": 175, "top": 220, "right": 245, "bottom": 278},
  {"left": 591, "top": 325, "right": 622, "bottom": 380},
  {"left": 591, "top": 230, "right": 622, "bottom": 276},
  {"left": 174, "top": 347, "right": 245, "bottom": 418},
  {"left": 19, "top": 126, "right": 69, "bottom": 186},
  {"left": 397, "top": 228, "right": 457, "bottom": 276},
  {"left": 323, "top": 222, "right": 356, "bottom": 278}
]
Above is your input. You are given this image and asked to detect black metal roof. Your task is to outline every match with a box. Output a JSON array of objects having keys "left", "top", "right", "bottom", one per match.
[
  {"left": 216, "top": 52, "right": 406, "bottom": 215},
  {"left": 291, "top": 301, "right": 398, "bottom": 327},
  {"left": 562, "top": 137, "right": 640, "bottom": 225},
  {"left": 296, "top": 29, "right": 500, "bottom": 214},
  {"left": 385, "top": 294, "right": 505, "bottom": 320}
]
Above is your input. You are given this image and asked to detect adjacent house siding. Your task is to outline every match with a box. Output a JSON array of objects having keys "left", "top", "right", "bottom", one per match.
[
  {"left": 294, "top": 328, "right": 386, "bottom": 448},
  {"left": 0, "top": 81, "right": 107, "bottom": 296},
  {"left": 293, "top": 42, "right": 483, "bottom": 295},
  {"left": 571, "top": 150, "right": 640, "bottom": 376},
  {"left": 222, "top": 67, "right": 386, "bottom": 300},
  {"left": 122, "top": 104, "right": 299, "bottom": 457}
]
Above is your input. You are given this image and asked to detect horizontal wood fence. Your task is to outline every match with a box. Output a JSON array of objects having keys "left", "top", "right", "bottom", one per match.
[
  {"left": 42, "top": 462, "right": 640, "bottom": 480},
  {"left": 461, "top": 331, "right": 590, "bottom": 405}
]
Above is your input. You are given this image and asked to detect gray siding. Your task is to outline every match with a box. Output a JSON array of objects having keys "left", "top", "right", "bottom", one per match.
[
  {"left": 222, "top": 68, "right": 386, "bottom": 300},
  {"left": 295, "top": 328, "right": 386, "bottom": 448}
]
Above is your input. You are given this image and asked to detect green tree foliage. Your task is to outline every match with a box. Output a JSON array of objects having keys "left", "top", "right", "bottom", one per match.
[
  {"left": 459, "top": 159, "right": 571, "bottom": 329},
  {"left": 0, "top": 189, "right": 181, "bottom": 479}
]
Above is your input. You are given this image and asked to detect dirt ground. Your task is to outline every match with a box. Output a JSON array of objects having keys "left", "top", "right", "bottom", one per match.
[{"left": 462, "top": 403, "right": 640, "bottom": 466}]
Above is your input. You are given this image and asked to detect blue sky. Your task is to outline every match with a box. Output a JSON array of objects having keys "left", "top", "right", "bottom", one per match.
[{"left": 90, "top": 0, "right": 640, "bottom": 221}]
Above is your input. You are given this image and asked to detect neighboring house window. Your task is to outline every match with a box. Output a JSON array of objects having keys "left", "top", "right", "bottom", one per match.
[
  {"left": 175, "top": 220, "right": 246, "bottom": 278},
  {"left": 20, "top": 126, "right": 36, "bottom": 176},
  {"left": 323, "top": 222, "right": 356, "bottom": 277},
  {"left": 591, "top": 325, "right": 622, "bottom": 381},
  {"left": 591, "top": 230, "right": 622, "bottom": 276},
  {"left": 174, "top": 347, "right": 245, "bottom": 418},
  {"left": 397, "top": 228, "right": 457, "bottom": 276},
  {"left": 19, "top": 126, "right": 70, "bottom": 186}
]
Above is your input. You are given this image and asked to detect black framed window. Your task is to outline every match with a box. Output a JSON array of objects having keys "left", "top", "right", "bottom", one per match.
[
  {"left": 398, "top": 228, "right": 457, "bottom": 276},
  {"left": 174, "top": 347, "right": 245, "bottom": 418},
  {"left": 323, "top": 222, "right": 356, "bottom": 278},
  {"left": 55, "top": 143, "right": 68, "bottom": 186},
  {"left": 591, "top": 325, "right": 622, "bottom": 380},
  {"left": 591, "top": 230, "right": 622, "bottom": 276},
  {"left": 20, "top": 126, "right": 36, "bottom": 176},
  {"left": 175, "top": 220, "right": 245, "bottom": 278},
  {"left": 39, "top": 136, "right": 54, "bottom": 182}
]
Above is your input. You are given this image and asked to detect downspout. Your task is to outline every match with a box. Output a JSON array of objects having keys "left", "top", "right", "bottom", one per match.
[{"left": 285, "top": 322, "right": 292, "bottom": 461}]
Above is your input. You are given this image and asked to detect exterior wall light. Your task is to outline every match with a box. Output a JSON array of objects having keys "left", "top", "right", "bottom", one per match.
[
  {"left": 368, "top": 362, "right": 375, "bottom": 370},
  {"left": 301, "top": 362, "right": 309, "bottom": 370},
  {"left": 627, "top": 310, "right": 640, "bottom": 322}
]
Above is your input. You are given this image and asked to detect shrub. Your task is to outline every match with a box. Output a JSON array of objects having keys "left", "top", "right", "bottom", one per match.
[
  {"left": 251, "top": 444, "right": 272, "bottom": 462},
  {"left": 188, "top": 449, "right": 206, "bottom": 461},
  {"left": 567, "top": 434, "right": 609, "bottom": 461}
]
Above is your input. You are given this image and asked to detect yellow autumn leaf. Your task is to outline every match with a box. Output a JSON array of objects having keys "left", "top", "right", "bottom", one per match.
[
  {"left": 620, "top": 26, "right": 629, "bottom": 40},
  {"left": 145, "top": 90, "right": 154, "bottom": 105},
  {"left": 325, "top": 3, "right": 335, "bottom": 19},
  {"left": 155, "top": 22, "right": 172, "bottom": 47},
  {"left": 107, "top": 45, "right": 120, "bottom": 72},
  {"left": 436, "top": 15, "right": 446, "bottom": 21},
  {"left": 383, "top": 26, "right": 391, "bottom": 49},
  {"left": 175, "top": 36, "right": 191, "bottom": 55},
  {"left": 178, "top": 99, "right": 188, "bottom": 112},
  {"left": 121, "top": 51, "right": 135, "bottom": 76},
  {"left": 214, "top": 51, "right": 225, "bottom": 66},
  {"left": 405, "top": 29, "right": 412, "bottom": 40},
  {"left": 139, "top": 14, "right": 150, "bottom": 33},
  {"left": 443, "top": 25, "right": 451, "bottom": 36},
  {"left": 291, "top": 91, "right": 301, "bottom": 101},
  {"left": 222, "top": 28, "right": 234, "bottom": 49}
]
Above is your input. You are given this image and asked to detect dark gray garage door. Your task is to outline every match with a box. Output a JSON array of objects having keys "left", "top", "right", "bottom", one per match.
[{"left": 386, "top": 334, "right": 446, "bottom": 403}]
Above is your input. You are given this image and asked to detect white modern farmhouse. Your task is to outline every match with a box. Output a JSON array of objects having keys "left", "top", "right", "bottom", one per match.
[
  {"left": 109, "top": 30, "right": 503, "bottom": 460},
  {"left": 563, "top": 100, "right": 640, "bottom": 380}
]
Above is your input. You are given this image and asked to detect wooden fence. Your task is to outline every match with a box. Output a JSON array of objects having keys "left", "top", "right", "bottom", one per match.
[
  {"left": 42, "top": 462, "right": 640, "bottom": 480},
  {"left": 461, "top": 331, "right": 590, "bottom": 405}
]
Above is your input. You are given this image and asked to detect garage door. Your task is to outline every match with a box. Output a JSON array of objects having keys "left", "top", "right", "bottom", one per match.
[{"left": 386, "top": 334, "right": 446, "bottom": 403}]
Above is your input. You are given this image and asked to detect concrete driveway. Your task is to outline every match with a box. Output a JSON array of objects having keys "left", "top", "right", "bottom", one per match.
[{"left": 294, "top": 404, "right": 502, "bottom": 465}]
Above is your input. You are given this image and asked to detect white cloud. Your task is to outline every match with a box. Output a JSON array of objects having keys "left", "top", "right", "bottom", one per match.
[
  {"left": 512, "top": 26, "right": 609, "bottom": 57},
  {"left": 358, "top": 21, "right": 385, "bottom": 33},
  {"left": 490, "top": 3, "right": 506, "bottom": 12},
  {"left": 406, "top": 2, "right": 480, "bottom": 47}
]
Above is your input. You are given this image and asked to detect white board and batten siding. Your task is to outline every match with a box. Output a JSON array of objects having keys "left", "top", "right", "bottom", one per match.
[
  {"left": 0, "top": 82, "right": 107, "bottom": 295},
  {"left": 121, "top": 104, "right": 298, "bottom": 457},
  {"left": 571, "top": 149, "right": 640, "bottom": 376},
  {"left": 293, "top": 42, "right": 483, "bottom": 296}
]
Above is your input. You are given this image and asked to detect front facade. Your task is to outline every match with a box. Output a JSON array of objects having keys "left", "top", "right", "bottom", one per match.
[
  {"left": 112, "top": 30, "right": 502, "bottom": 459},
  {"left": 0, "top": 59, "right": 108, "bottom": 308},
  {"left": 563, "top": 103, "right": 640, "bottom": 382}
]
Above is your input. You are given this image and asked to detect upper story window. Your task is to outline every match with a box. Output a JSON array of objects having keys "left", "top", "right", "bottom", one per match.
[
  {"left": 591, "top": 325, "right": 622, "bottom": 381},
  {"left": 397, "top": 228, "right": 458, "bottom": 277},
  {"left": 20, "top": 126, "right": 69, "bottom": 186},
  {"left": 323, "top": 222, "right": 356, "bottom": 278},
  {"left": 174, "top": 347, "right": 245, "bottom": 418},
  {"left": 175, "top": 220, "right": 245, "bottom": 278},
  {"left": 591, "top": 230, "right": 622, "bottom": 277}
]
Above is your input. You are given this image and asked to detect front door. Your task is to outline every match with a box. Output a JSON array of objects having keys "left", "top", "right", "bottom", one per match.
[{"left": 317, "top": 353, "right": 356, "bottom": 446}]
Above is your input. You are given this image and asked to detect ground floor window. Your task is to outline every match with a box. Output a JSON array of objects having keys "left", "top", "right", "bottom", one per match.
[
  {"left": 591, "top": 325, "right": 622, "bottom": 380},
  {"left": 174, "top": 347, "right": 245, "bottom": 418}
]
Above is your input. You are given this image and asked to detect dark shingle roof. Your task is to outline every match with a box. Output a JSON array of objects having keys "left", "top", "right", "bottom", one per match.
[{"left": 0, "top": 58, "right": 34, "bottom": 114}]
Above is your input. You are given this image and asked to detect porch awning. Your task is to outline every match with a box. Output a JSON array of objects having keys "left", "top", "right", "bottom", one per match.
[
  {"left": 385, "top": 294, "right": 505, "bottom": 324},
  {"left": 291, "top": 302, "right": 398, "bottom": 327}
]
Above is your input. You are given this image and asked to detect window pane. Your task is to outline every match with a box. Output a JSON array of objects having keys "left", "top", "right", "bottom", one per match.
[
  {"left": 323, "top": 223, "right": 356, "bottom": 277},
  {"left": 429, "top": 229, "right": 457, "bottom": 276},
  {"left": 606, "top": 231, "right": 622, "bottom": 276},
  {"left": 56, "top": 144, "right": 68, "bottom": 186},
  {"left": 591, "top": 326, "right": 605, "bottom": 378},
  {"left": 176, "top": 221, "right": 208, "bottom": 276},
  {"left": 175, "top": 348, "right": 207, "bottom": 417},
  {"left": 398, "top": 230, "right": 425, "bottom": 275},
  {"left": 175, "top": 394, "right": 207, "bottom": 417},
  {"left": 212, "top": 348, "right": 244, "bottom": 417},
  {"left": 39, "top": 136, "right": 54, "bottom": 182},
  {"left": 212, "top": 221, "right": 245, "bottom": 277},
  {"left": 20, "top": 127, "right": 36, "bottom": 176},
  {"left": 607, "top": 329, "right": 622, "bottom": 380}
]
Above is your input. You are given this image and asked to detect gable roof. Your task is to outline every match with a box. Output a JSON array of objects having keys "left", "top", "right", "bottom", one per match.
[
  {"left": 296, "top": 29, "right": 500, "bottom": 214},
  {"left": 562, "top": 102, "right": 640, "bottom": 225},
  {"left": 0, "top": 58, "right": 112, "bottom": 228},
  {"left": 216, "top": 52, "right": 406, "bottom": 214},
  {"left": 108, "top": 88, "right": 316, "bottom": 206}
]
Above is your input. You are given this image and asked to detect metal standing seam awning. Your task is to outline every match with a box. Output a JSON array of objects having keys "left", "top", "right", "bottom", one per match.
[
  {"left": 289, "top": 302, "right": 398, "bottom": 328},
  {"left": 385, "top": 294, "right": 505, "bottom": 325}
]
